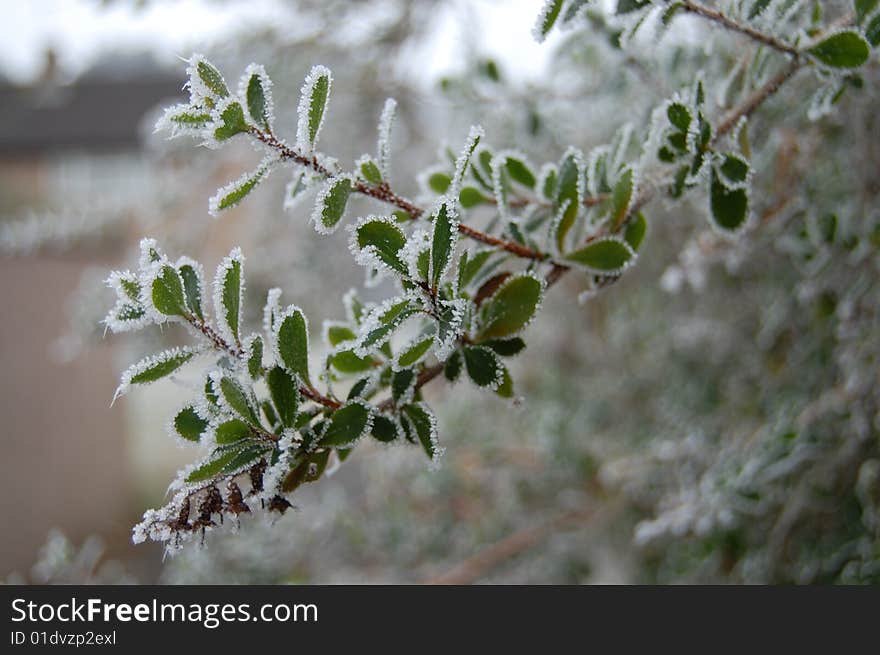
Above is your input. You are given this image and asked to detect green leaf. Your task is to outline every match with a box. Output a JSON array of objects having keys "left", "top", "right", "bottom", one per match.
[
  {"left": 401, "top": 403, "right": 440, "bottom": 461},
  {"left": 617, "top": 0, "right": 651, "bottom": 14},
  {"left": 807, "top": 31, "right": 871, "bottom": 68},
  {"left": 357, "top": 300, "right": 417, "bottom": 355},
  {"left": 266, "top": 366, "right": 299, "bottom": 428},
  {"left": 196, "top": 59, "right": 229, "bottom": 97},
  {"left": 564, "top": 237, "right": 635, "bottom": 273},
  {"left": 359, "top": 157, "right": 383, "bottom": 185},
  {"left": 709, "top": 170, "right": 749, "bottom": 233},
  {"left": 867, "top": 14, "right": 880, "bottom": 46},
  {"left": 463, "top": 345, "right": 503, "bottom": 388},
  {"left": 610, "top": 167, "right": 634, "bottom": 227},
  {"left": 247, "top": 336, "right": 263, "bottom": 379},
  {"left": 186, "top": 449, "right": 243, "bottom": 483},
  {"left": 856, "top": 0, "right": 879, "bottom": 23},
  {"left": 245, "top": 68, "right": 270, "bottom": 130},
  {"left": 430, "top": 200, "right": 458, "bottom": 288},
  {"left": 477, "top": 273, "right": 543, "bottom": 340},
  {"left": 214, "top": 418, "right": 250, "bottom": 445},
  {"left": 459, "top": 186, "right": 489, "bottom": 208},
  {"left": 174, "top": 406, "right": 208, "bottom": 442},
  {"left": 624, "top": 212, "right": 648, "bottom": 252},
  {"left": 505, "top": 155, "right": 537, "bottom": 189},
  {"left": 355, "top": 218, "right": 408, "bottom": 275},
  {"left": 457, "top": 249, "right": 493, "bottom": 289},
  {"left": 397, "top": 336, "right": 434, "bottom": 369},
  {"left": 330, "top": 349, "right": 374, "bottom": 374},
  {"left": 495, "top": 365, "right": 514, "bottom": 399},
  {"left": 392, "top": 368, "right": 416, "bottom": 404},
  {"left": 554, "top": 150, "right": 582, "bottom": 251},
  {"left": 217, "top": 250, "right": 243, "bottom": 342},
  {"left": 326, "top": 324, "right": 357, "bottom": 346},
  {"left": 482, "top": 337, "right": 526, "bottom": 357},
  {"left": 298, "top": 65, "right": 332, "bottom": 148},
  {"left": 210, "top": 163, "right": 271, "bottom": 215},
  {"left": 313, "top": 177, "right": 352, "bottom": 234},
  {"left": 276, "top": 307, "right": 310, "bottom": 385},
  {"left": 213, "top": 100, "right": 248, "bottom": 141},
  {"left": 320, "top": 402, "right": 371, "bottom": 447},
  {"left": 151, "top": 265, "right": 188, "bottom": 317},
  {"left": 444, "top": 349, "right": 463, "bottom": 381},
  {"left": 177, "top": 262, "right": 203, "bottom": 320},
  {"left": 667, "top": 102, "right": 691, "bottom": 132},
  {"left": 428, "top": 171, "right": 451, "bottom": 194},
  {"left": 371, "top": 414, "right": 400, "bottom": 443},
  {"left": 719, "top": 153, "right": 750, "bottom": 185},
  {"left": 534, "top": 0, "right": 565, "bottom": 41},
  {"left": 167, "top": 106, "right": 212, "bottom": 128},
  {"left": 219, "top": 376, "right": 259, "bottom": 425}
]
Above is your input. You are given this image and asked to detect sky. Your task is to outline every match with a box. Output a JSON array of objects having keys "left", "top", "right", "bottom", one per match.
[{"left": 0, "top": 0, "right": 557, "bottom": 85}]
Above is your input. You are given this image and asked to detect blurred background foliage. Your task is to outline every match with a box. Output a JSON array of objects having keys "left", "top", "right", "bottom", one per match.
[{"left": 1, "top": 0, "right": 877, "bottom": 584}]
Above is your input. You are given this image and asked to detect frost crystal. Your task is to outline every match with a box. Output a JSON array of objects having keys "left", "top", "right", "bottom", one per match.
[
  {"left": 451, "top": 125, "right": 485, "bottom": 196},
  {"left": 208, "top": 155, "right": 278, "bottom": 217}
]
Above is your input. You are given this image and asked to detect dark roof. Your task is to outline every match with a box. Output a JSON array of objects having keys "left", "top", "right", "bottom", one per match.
[{"left": 0, "top": 67, "right": 185, "bottom": 157}]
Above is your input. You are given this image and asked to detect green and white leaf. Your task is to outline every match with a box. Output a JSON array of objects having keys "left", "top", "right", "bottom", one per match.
[
  {"left": 273, "top": 304, "right": 311, "bottom": 385},
  {"left": 477, "top": 272, "right": 544, "bottom": 340},
  {"left": 114, "top": 346, "right": 198, "bottom": 401},
  {"left": 319, "top": 401, "right": 373, "bottom": 448},
  {"left": 311, "top": 175, "right": 352, "bottom": 235},
  {"left": 208, "top": 156, "right": 276, "bottom": 216},
  {"left": 349, "top": 215, "right": 409, "bottom": 277},
  {"left": 564, "top": 236, "right": 636, "bottom": 274},
  {"left": 213, "top": 247, "right": 244, "bottom": 345},
  {"left": 296, "top": 64, "right": 332, "bottom": 151}
]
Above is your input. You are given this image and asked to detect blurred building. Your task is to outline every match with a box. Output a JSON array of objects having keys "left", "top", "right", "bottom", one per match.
[{"left": 0, "top": 51, "right": 183, "bottom": 579}]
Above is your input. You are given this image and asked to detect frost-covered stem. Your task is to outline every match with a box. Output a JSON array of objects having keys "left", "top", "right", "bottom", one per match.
[
  {"left": 190, "top": 316, "right": 244, "bottom": 358},
  {"left": 187, "top": 313, "right": 340, "bottom": 411},
  {"left": 679, "top": 0, "right": 800, "bottom": 57},
  {"left": 248, "top": 127, "right": 549, "bottom": 262}
]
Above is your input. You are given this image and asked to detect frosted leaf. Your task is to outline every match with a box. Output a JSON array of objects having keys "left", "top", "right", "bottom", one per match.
[
  {"left": 537, "top": 162, "right": 558, "bottom": 201},
  {"left": 237, "top": 63, "right": 274, "bottom": 131},
  {"left": 295, "top": 65, "right": 332, "bottom": 152},
  {"left": 175, "top": 256, "right": 206, "bottom": 321},
  {"left": 352, "top": 293, "right": 419, "bottom": 358},
  {"left": 212, "top": 247, "right": 245, "bottom": 346},
  {"left": 563, "top": 236, "right": 637, "bottom": 275},
  {"left": 399, "top": 227, "right": 430, "bottom": 282},
  {"left": 392, "top": 332, "right": 436, "bottom": 372},
  {"left": 272, "top": 304, "right": 311, "bottom": 385},
  {"left": 318, "top": 400, "right": 374, "bottom": 448},
  {"left": 208, "top": 155, "right": 278, "bottom": 217},
  {"left": 376, "top": 98, "right": 397, "bottom": 179},
  {"left": 103, "top": 270, "right": 149, "bottom": 333},
  {"left": 450, "top": 125, "right": 484, "bottom": 197},
  {"left": 401, "top": 402, "right": 444, "bottom": 469},
  {"left": 434, "top": 297, "right": 467, "bottom": 361},
  {"left": 155, "top": 103, "right": 212, "bottom": 138},
  {"left": 310, "top": 175, "right": 353, "bottom": 235},
  {"left": 347, "top": 214, "right": 409, "bottom": 278},
  {"left": 533, "top": 0, "right": 565, "bottom": 43},
  {"left": 137, "top": 258, "right": 189, "bottom": 324},
  {"left": 138, "top": 237, "right": 166, "bottom": 271},
  {"left": 429, "top": 198, "right": 459, "bottom": 289},
  {"left": 114, "top": 346, "right": 200, "bottom": 403},
  {"left": 342, "top": 288, "right": 369, "bottom": 325},
  {"left": 185, "top": 54, "right": 229, "bottom": 103},
  {"left": 355, "top": 154, "right": 383, "bottom": 185},
  {"left": 260, "top": 430, "right": 298, "bottom": 501},
  {"left": 206, "top": 96, "right": 249, "bottom": 148},
  {"left": 263, "top": 287, "right": 283, "bottom": 342},
  {"left": 476, "top": 271, "right": 545, "bottom": 341}
]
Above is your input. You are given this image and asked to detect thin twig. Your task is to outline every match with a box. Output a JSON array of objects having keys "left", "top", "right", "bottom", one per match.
[{"left": 679, "top": 0, "right": 800, "bottom": 57}]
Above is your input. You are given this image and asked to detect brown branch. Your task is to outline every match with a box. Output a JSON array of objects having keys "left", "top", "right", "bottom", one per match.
[
  {"left": 187, "top": 313, "right": 340, "bottom": 411},
  {"left": 679, "top": 0, "right": 800, "bottom": 57},
  {"left": 248, "top": 128, "right": 548, "bottom": 262}
]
